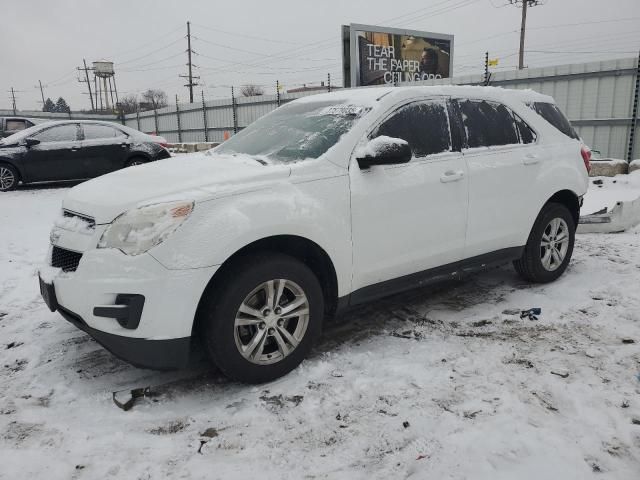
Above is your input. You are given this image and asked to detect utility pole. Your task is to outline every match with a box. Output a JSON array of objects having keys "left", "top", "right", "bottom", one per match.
[
  {"left": 627, "top": 50, "right": 640, "bottom": 162},
  {"left": 38, "top": 80, "right": 46, "bottom": 108},
  {"left": 77, "top": 59, "right": 95, "bottom": 111},
  {"left": 201, "top": 90, "right": 209, "bottom": 142},
  {"left": 10, "top": 88, "right": 17, "bottom": 115},
  {"left": 509, "top": 0, "right": 542, "bottom": 70},
  {"left": 179, "top": 21, "right": 199, "bottom": 103}
]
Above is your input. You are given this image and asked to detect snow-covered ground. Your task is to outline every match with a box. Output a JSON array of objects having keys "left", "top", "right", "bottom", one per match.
[
  {"left": 582, "top": 170, "right": 640, "bottom": 215},
  {"left": 1, "top": 183, "right": 640, "bottom": 479}
]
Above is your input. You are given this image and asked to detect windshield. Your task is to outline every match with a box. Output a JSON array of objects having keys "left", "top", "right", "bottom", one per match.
[
  {"left": 0, "top": 123, "right": 45, "bottom": 145},
  {"left": 214, "top": 100, "right": 368, "bottom": 162}
]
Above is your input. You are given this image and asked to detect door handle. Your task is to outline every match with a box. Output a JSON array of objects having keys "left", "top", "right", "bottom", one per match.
[
  {"left": 440, "top": 170, "right": 465, "bottom": 183},
  {"left": 523, "top": 153, "right": 540, "bottom": 165},
  {"left": 120, "top": 143, "right": 130, "bottom": 148},
  {"left": 69, "top": 147, "right": 80, "bottom": 152}
]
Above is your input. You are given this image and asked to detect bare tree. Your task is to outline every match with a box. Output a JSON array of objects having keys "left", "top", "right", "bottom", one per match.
[
  {"left": 241, "top": 84, "right": 265, "bottom": 97},
  {"left": 117, "top": 94, "right": 139, "bottom": 115},
  {"left": 140, "top": 89, "right": 168, "bottom": 111}
]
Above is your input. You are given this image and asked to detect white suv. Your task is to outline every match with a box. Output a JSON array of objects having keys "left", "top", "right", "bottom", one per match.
[{"left": 39, "top": 86, "right": 590, "bottom": 383}]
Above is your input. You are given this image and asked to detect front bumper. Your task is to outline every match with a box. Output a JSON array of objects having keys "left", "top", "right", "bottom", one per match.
[
  {"left": 41, "top": 239, "right": 218, "bottom": 369},
  {"left": 59, "top": 304, "right": 191, "bottom": 370}
]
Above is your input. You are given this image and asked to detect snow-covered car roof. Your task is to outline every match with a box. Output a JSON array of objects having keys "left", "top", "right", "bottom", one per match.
[
  {"left": 0, "top": 119, "right": 153, "bottom": 145},
  {"left": 293, "top": 85, "right": 554, "bottom": 108}
]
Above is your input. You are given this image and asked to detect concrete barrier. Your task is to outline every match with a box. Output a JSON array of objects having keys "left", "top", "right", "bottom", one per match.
[
  {"left": 167, "top": 142, "right": 220, "bottom": 153},
  {"left": 589, "top": 159, "right": 628, "bottom": 177}
]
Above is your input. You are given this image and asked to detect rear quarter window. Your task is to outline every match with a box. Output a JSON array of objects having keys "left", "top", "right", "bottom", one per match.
[{"left": 529, "top": 102, "right": 579, "bottom": 140}]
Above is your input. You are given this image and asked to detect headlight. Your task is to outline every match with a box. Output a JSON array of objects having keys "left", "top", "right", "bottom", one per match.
[{"left": 98, "top": 201, "right": 194, "bottom": 256}]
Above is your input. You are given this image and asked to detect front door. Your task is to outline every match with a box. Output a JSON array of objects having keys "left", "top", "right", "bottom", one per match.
[
  {"left": 23, "top": 123, "right": 83, "bottom": 182},
  {"left": 350, "top": 98, "right": 469, "bottom": 293}
]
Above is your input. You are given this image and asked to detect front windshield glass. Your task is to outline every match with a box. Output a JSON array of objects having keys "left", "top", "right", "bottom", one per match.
[
  {"left": 0, "top": 124, "right": 45, "bottom": 145},
  {"left": 214, "top": 100, "right": 369, "bottom": 162}
]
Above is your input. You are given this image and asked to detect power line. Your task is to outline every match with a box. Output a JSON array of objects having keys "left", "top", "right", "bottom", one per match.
[
  {"left": 110, "top": 24, "right": 185, "bottom": 60},
  {"left": 190, "top": 22, "right": 299, "bottom": 46},
  {"left": 117, "top": 36, "right": 185, "bottom": 66}
]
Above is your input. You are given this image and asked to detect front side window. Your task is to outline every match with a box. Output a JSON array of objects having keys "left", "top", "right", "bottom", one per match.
[
  {"left": 83, "top": 124, "right": 124, "bottom": 140},
  {"left": 32, "top": 124, "right": 79, "bottom": 143},
  {"left": 215, "top": 101, "right": 368, "bottom": 163},
  {"left": 457, "top": 99, "right": 519, "bottom": 148},
  {"left": 373, "top": 101, "right": 451, "bottom": 158}
]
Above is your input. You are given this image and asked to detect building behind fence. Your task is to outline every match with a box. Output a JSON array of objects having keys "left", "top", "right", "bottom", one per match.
[{"left": 4, "top": 57, "right": 639, "bottom": 160}]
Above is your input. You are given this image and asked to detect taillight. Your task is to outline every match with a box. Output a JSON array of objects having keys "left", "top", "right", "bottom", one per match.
[{"left": 581, "top": 145, "right": 591, "bottom": 173}]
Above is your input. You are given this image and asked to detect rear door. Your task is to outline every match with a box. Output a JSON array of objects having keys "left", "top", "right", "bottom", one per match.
[
  {"left": 453, "top": 98, "right": 542, "bottom": 258},
  {"left": 23, "top": 123, "right": 83, "bottom": 182},
  {"left": 350, "top": 97, "right": 469, "bottom": 292},
  {"left": 79, "top": 123, "right": 130, "bottom": 177}
]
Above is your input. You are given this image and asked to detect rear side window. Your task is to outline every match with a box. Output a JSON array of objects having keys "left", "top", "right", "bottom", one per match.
[
  {"left": 514, "top": 114, "right": 536, "bottom": 144},
  {"left": 5, "top": 119, "right": 28, "bottom": 132},
  {"left": 82, "top": 124, "right": 125, "bottom": 140},
  {"left": 374, "top": 101, "right": 451, "bottom": 157},
  {"left": 529, "top": 102, "right": 579, "bottom": 140},
  {"left": 457, "top": 100, "right": 519, "bottom": 148}
]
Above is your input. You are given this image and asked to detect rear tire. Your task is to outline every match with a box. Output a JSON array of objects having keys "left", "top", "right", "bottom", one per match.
[
  {"left": 0, "top": 164, "right": 19, "bottom": 192},
  {"left": 199, "top": 253, "right": 324, "bottom": 384},
  {"left": 513, "top": 202, "right": 575, "bottom": 283}
]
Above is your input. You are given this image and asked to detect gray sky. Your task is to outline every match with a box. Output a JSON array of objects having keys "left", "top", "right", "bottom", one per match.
[{"left": 2, "top": 0, "right": 639, "bottom": 111}]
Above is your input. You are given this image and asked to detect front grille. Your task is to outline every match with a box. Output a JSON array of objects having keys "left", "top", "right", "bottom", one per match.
[
  {"left": 51, "top": 246, "right": 83, "bottom": 272},
  {"left": 63, "top": 209, "right": 96, "bottom": 229}
]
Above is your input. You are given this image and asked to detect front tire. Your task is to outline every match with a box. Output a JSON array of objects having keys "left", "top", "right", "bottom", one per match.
[
  {"left": 0, "top": 164, "right": 19, "bottom": 192},
  {"left": 199, "top": 253, "right": 324, "bottom": 384},
  {"left": 125, "top": 157, "right": 146, "bottom": 168},
  {"left": 514, "top": 202, "right": 576, "bottom": 283}
]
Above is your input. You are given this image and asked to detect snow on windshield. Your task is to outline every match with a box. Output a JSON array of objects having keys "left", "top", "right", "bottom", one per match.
[{"left": 215, "top": 101, "right": 370, "bottom": 163}]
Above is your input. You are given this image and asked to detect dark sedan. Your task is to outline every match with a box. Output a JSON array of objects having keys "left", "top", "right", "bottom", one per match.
[{"left": 0, "top": 120, "right": 171, "bottom": 191}]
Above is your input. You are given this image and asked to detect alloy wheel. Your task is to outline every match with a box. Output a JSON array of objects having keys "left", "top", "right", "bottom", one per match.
[
  {"left": 234, "top": 279, "right": 310, "bottom": 365},
  {"left": 0, "top": 167, "right": 15, "bottom": 190},
  {"left": 540, "top": 217, "right": 569, "bottom": 271}
]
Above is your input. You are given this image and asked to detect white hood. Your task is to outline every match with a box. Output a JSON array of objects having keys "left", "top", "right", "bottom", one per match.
[{"left": 63, "top": 153, "right": 291, "bottom": 224}]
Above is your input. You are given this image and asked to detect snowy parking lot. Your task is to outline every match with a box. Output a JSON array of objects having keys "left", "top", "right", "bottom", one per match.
[{"left": 1, "top": 180, "right": 640, "bottom": 479}]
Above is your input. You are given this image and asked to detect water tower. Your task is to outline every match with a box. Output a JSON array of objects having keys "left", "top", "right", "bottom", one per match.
[{"left": 92, "top": 60, "right": 118, "bottom": 111}]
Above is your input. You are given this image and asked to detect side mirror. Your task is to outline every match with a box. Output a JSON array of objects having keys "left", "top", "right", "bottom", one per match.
[
  {"left": 356, "top": 136, "right": 412, "bottom": 169},
  {"left": 24, "top": 138, "right": 40, "bottom": 148}
]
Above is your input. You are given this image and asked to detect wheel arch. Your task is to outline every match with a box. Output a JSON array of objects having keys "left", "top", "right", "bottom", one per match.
[
  {"left": 192, "top": 234, "right": 339, "bottom": 336},
  {"left": 545, "top": 189, "right": 580, "bottom": 226}
]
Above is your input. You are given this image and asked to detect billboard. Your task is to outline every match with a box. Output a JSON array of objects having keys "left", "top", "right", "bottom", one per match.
[{"left": 342, "top": 24, "right": 454, "bottom": 88}]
